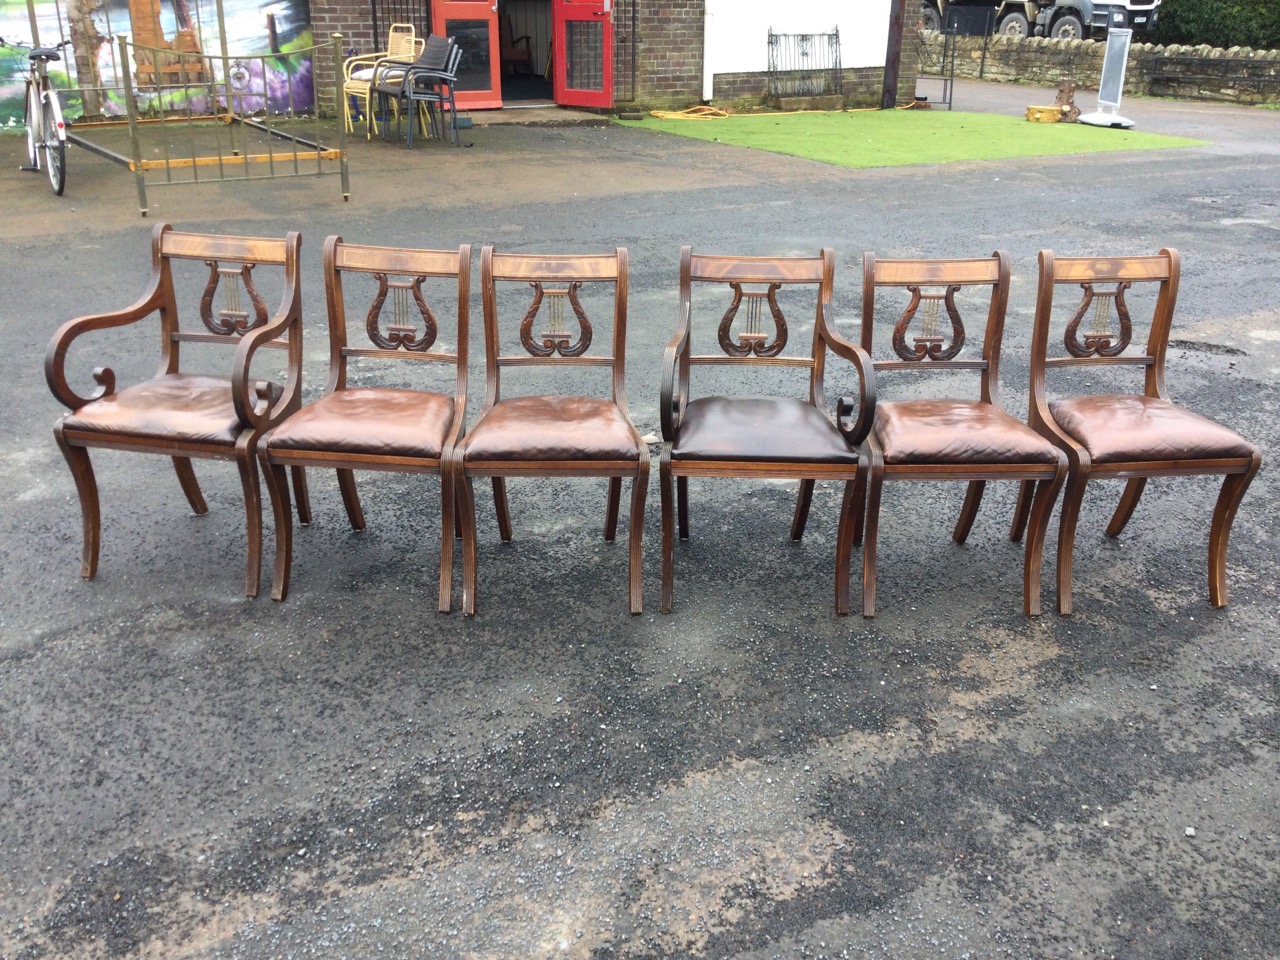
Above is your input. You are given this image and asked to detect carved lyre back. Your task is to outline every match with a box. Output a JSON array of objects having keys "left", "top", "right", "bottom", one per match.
[
  {"left": 323, "top": 237, "right": 471, "bottom": 396},
  {"left": 682, "top": 248, "right": 835, "bottom": 399},
  {"left": 480, "top": 246, "right": 629, "bottom": 406},
  {"left": 156, "top": 226, "right": 301, "bottom": 376},
  {"left": 861, "top": 252, "right": 1009, "bottom": 405},
  {"left": 1031, "top": 249, "right": 1180, "bottom": 402}
]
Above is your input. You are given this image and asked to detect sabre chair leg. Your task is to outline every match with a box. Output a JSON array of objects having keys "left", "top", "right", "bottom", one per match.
[
  {"left": 1208, "top": 453, "right": 1262, "bottom": 607},
  {"left": 236, "top": 439, "right": 263, "bottom": 598},
  {"left": 628, "top": 460, "right": 649, "bottom": 615},
  {"left": 791, "top": 478, "right": 815, "bottom": 541},
  {"left": 604, "top": 476, "right": 622, "bottom": 542},
  {"left": 834, "top": 478, "right": 859, "bottom": 615},
  {"left": 659, "top": 452, "right": 676, "bottom": 613},
  {"left": 1106, "top": 477, "right": 1147, "bottom": 538},
  {"left": 952, "top": 479, "right": 986, "bottom": 544},
  {"left": 291, "top": 466, "right": 311, "bottom": 525},
  {"left": 861, "top": 462, "right": 885, "bottom": 618},
  {"left": 492, "top": 476, "right": 513, "bottom": 542},
  {"left": 1022, "top": 475, "right": 1062, "bottom": 617},
  {"left": 1056, "top": 472, "right": 1089, "bottom": 616},
  {"left": 260, "top": 451, "right": 294, "bottom": 602},
  {"left": 458, "top": 471, "right": 480, "bottom": 616},
  {"left": 1010, "top": 478, "right": 1035, "bottom": 542},
  {"left": 676, "top": 475, "right": 690, "bottom": 540},
  {"left": 172, "top": 456, "right": 209, "bottom": 515},
  {"left": 438, "top": 462, "right": 456, "bottom": 614},
  {"left": 337, "top": 468, "right": 365, "bottom": 531},
  {"left": 55, "top": 429, "right": 101, "bottom": 580},
  {"left": 849, "top": 468, "right": 867, "bottom": 547}
]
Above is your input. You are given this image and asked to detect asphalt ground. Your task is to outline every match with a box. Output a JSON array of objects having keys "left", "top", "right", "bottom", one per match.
[{"left": 1, "top": 80, "right": 1277, "bottom": 959}]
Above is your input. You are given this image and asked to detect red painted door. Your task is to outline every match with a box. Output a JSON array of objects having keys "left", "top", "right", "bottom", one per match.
[
  {"left": 552, "top": 0, "right": 613, "bottom": 108},
  {"left": 432, "top": 0, "right": 503, "bottom": 110}
]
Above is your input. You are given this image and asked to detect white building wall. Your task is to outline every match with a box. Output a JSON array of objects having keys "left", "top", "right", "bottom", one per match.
[{"left": 703, "top": 0, "right": 892, "bottom": 100}]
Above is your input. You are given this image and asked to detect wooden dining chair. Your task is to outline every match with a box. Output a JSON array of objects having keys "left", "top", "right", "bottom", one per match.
[
  {"left": 1021, "top": 248, "right": 1262, "bottom": 614},
  {"left": 856, "top": 251, "right": 1068, "bottom": 617},
  {"left": 659, "top": 247, "right": 875, "bottom": 614},
  {"left": 45, "top": 224, "right": 303, "bottom": 596},
  {"left": 259, "top": 238, "right": 471, "bottom": 611},
  {"left": 453, "top": 246, "right": 648, "bottom": 615}
]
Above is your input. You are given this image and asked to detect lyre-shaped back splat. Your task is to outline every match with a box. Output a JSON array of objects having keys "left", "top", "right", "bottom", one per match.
[
  {"left": 717, "top": 282, "right": 787, "bottom": 357},
  {"left": 200, "top": 261, "right": 268, "bottom": 335},
  {"left": 891, "top": 284, "right": 965, "bottom": 361},
  {"left": 1065, "top": 281, "right": 1133, "bottom": 358},
  {"left": 365, "top": 273, "right": 439, "bottom": 351},
  {"left": 518, "top": 281, "right": 592, "bottom": 357}
]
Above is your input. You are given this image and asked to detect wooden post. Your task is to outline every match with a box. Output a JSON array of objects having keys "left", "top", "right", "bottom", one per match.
[{"left": 882, "top": 0, "right": 908, "bottom": 109}]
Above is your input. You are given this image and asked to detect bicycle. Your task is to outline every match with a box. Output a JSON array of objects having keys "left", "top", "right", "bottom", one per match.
[{"left": 2, "top": 36, "right": 72, "bottom": 196}]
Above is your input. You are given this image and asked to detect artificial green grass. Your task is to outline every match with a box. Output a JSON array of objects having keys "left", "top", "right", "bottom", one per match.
[{"left": 617, "top": 109, "right": 1206, "bottom": 169}]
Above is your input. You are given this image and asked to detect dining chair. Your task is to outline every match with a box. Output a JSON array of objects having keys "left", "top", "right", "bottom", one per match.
[
  {"left": 1021, "top": 248, "right": 1262, "bottom": 613},
  {"left": 453, "top": 246, "right": 648, "bottom": 615},
  {"left": 658, "top": 247, "right": 875, "bottom": 614},
  {"left": 259, "top": 238, "right": 471, "bottom": 611},
  {"left": 45, "top": 224, "right": 303, "bottom": 596},
  {"left": 857, "top": 251, "right": 1067, "bottom": 617},
  {"left": 343, "top": 24, "right": 421, "bottom": 135}
]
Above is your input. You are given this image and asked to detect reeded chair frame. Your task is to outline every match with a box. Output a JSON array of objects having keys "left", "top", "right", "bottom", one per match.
[
  {"left": 45, "top": 224, "right": 303, "bottom": 596},
  {"left": 1021, "top": 248, "right": 1262, "bottom": 613},
  {"left": 856, "top": 251, "right": 1068, "bottom": 617},
  {"left": 659, "top": 247, "right": 875, "bottom": 614},
  {"left": 453, "top": 247, "right": 648, "bottom": 615},
  {"left": 259, "top": 238, "right": 471, "bottom": 611}
]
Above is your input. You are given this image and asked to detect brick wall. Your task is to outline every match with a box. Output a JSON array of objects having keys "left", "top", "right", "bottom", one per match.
[{"left": 311, "top": 0, "right": 376, "bottom": 114}]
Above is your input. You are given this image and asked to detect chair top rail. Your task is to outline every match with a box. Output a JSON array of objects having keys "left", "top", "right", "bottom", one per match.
[
  {"left": 871, "top": 256, "right": 1003, "bottom": 286},
  {"left": 161, "top": 230, "right": 294, "bottom": 265},
  {"left": 487, "top": 252, "right": 622, "bottom": 282},
  {"left": 1049, "top": 254, "right": 1173, "bottom": 283},
  {"left": 332, "top": 242, "right": 466, "bottom": 277},
  {"left": 688, "top": 254, "right": 827, "bottom": 285}
]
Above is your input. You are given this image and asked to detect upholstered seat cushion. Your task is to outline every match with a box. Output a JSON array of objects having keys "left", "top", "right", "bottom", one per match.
[
  {"left": 672, "top": 396, "right": 858, "bottom": 464},
  {"left": 266, "top": 388, "right": 454, "bottom": 459},
  {"left": 60, "top": 373, "right": 279, "bottom": 446},
  {"left": 875, "top": 399, "right": 1061, "bottom": 465},
  {"left": 463, "top": 395, "right": 641, "bottom": 462},
  {"left": 1049, "top": 394, "right": 1256, "bottom": 464}
]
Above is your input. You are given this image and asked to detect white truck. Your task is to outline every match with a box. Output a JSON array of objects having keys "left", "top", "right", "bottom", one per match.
[{"left": 919, "top": 0, "right": 1161, "bottom": 40}]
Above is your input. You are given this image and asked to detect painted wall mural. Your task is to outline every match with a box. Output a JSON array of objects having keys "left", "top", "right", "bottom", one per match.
[{"left": 1, "top": 0, "right": 314, "bottom": 125}]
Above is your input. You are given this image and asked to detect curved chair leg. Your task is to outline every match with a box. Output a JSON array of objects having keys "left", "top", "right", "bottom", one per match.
[
  {"left": 172, "top": 457, "right": 209, "bottom": 515},
  {"left": 677, "top": 476, "right": 690, "bottom": 540},
  {"left": 336, "top": 468, "right": 365, "bottom": 531},
  {"left": 236, "top": 437, "right": 263, "bottom": 598},
  {"left": 1021, "top": 472, "right": 1064, "bottom": 616},
  {"left": 1208, "top": 452, "right": 1262, "bottom": 607},
  {"left": 952, "top": 479, "right": 986, "bottom": 544},
  {"left": 1010, "top": 479, "right": 1035, "bottom": 542},
  {"left": 849, "top": 468, "right": 867, "bottom": 547},
  {"left": 861, "top": 456, "right": 885, "bottom": 618},
  {"left": 1056, "top": 471, "right": 1090, "bottom": 616},
  {"left": 791, "top": 479, "right": 815, "bottom": 541},
  {"left": 290, "top": 466, "right": 311, "bottom": 525},
  {"left": 834, "top": 478, "right": 860, "bottom": 615},
  {"left": 659, "top": 451, "right": 677, "bottom": 613},
  {"left": 457, "top": 470, "right": 480, "bottom": 616},
  {"left": 492, "top": 477, "right": 513, "bottom": 542},
  {"left": 628, "top": 459, "right": 649, "bottom": 615},
  {"left": 1106, "top": 478, "right": 1147, "bottom": 538},
  {"left": 260, "top": 450, "right": 294, "bottom": 601},
  {"left": 604, "top": 476, "right": 622, "bottom": 542},
  {"left": 55, "top": 429, "right": 101, "bottom": 580},
  {"left": 438, "top": 460, "right": 456, "bottom": 614}
]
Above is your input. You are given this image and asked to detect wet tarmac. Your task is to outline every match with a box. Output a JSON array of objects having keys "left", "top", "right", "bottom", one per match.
[{"left": 1, "top": 80, "right": 1277, "bottom": 958}]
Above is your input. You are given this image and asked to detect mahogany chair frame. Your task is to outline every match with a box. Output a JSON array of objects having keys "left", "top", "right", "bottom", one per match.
[
  {"left": 1021, "top": 248, "right": 1262, "bottom": 614},
  {"left": 659, "top": 247, "right": 875, "bottom": 615},
  {"left": 259, "top": 238, "right": 471, "bottom": 611},
  {"left": 45, "top": 224, "right": 303, "bottom": 596},
  {"left": 454, "top": 246, "right": 648, "bottom": 615},
  {"left": 856, "top": 251, "right": 1068, "bottom": 617}
]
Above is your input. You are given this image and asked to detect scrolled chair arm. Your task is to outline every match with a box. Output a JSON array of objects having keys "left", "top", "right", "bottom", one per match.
[
  {"left": 818, "top": 313, "right": 877, "bottom": 446},
  {"left": 232, "top": 254, "right": 302, "bottom": 431},
  {"left": 44, "top": 286, "right": 165, "bottom": 410},
  {"left": 659, "top": 301, "right": 692, "bottom": 442}
]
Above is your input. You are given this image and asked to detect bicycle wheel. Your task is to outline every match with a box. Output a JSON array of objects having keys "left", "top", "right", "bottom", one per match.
[
  {"left": 24, "top": 81, "right": 40, "bottom": 169},
  {"left": 41, "top": 85, "right": 66, "bottom": 196}
]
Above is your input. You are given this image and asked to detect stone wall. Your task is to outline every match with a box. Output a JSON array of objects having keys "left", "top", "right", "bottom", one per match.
[{"left": 917, "top": 32, "right": 1280, "bottom": 105}]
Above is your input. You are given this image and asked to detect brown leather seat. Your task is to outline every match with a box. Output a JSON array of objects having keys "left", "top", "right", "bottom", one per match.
[
  {"left": 1023, "top": 248, "right": 1262, "bottom": 613},
  {"left": 454, "top": 247, "right": 648, "bottom": 616},
  {"left": 856, "top": 251, "right": 1067, "bottom": 618},
  {"left": 259, "top": 239, "right": 471, "bottom": 611},
  {"left": 659, "top": 248, "right": 875, "bottom": 615},
  {"left": 46, "top": 225, "right": 303, "bottom": 597}
]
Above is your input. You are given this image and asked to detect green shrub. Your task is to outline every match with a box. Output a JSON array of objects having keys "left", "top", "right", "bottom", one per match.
[{"left": 1153, "top": 0, "right": 1280, "bottom": 50}]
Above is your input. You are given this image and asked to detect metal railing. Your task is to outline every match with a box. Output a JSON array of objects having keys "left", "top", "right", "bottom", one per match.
[{"left": 767, "top": 28, "right": 842, "bottom": 98}]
